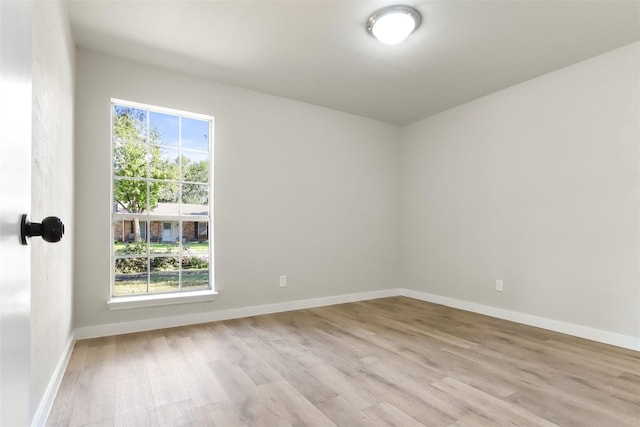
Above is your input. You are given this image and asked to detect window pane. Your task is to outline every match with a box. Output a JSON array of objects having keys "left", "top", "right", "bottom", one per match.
[
  {"left": 153, "top": 180, "right": 179, "bottom": 209},
  {"left": 154, "top": 221, "right": 179, "bottom": 244},
  {"left": 149, "top": 194, "right": 179, "bottom": 216},
  {"left": 182, "top": 268, "right": 209, "bottom": 291},
  {"left": 186, "top": 241, "right": 209, "bottom": 265},
  {"left": 149, "top": 222, "right": 180, "bottom": 253},
  {"left": 114, "top": 257, "right": 148, "bottom": 295},
  {"left": 113, "top": 105, "right": 147, "bottom": 144},
  {"left": 190, "top": 240, "right": 209, "bottom": 254},
  {"left": 181, "top": 150, "right": 209, "bottom": 183},
  {"left": 181, "top": 117, "right": 209, "bottom": 151},
  {"left": 114, "top": 141, "right": 147, "bottom": 178},
  {"left": 149, "top": 111, "right": 179, "bottom": 147},
  {"left": 113, "top": 219, "right": 148, "bottom": 255},
  {"left": 150, "top": 242, "right": 181, "bottom": 255},
  {"left": 149, "top": 221, "right": 161, "bottom": 244},
  {"left": 113, "top": 219, "right": 127, "bottom": 244},
  {"left": 150, "top": 257, "right": 180, "bottom": 293},
  {"left": 182, "top": 248, "right": 209, "bottom": 290},
  {"left": 181, "top": 184, "right": 209, "bottom": 210},
  {"left": 150, "top": 146, "right": 179, "bottom": 181},
  {"left": 181, "top": 221, "right": 196, "bottom": 244},
  {"left": 182, "top": 220, "right": 208, "bottom": 290},
  {"left": 114, "top": 179, "right": 149, "bottom": 214}
]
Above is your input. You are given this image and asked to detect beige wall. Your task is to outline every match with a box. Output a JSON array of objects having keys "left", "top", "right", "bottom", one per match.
[
  {"left": 31, "top": 0, "right": 75, "bottom": 419},
  {"left": 74, "top": 49, "right": 400, "bottom": 329},
  {"left": 400, "top": 42, "right": 640, "bottom": 338}
]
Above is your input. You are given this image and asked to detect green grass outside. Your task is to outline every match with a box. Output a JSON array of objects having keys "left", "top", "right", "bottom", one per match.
[{"left": 114, "top": 270, "right": 209, "bottom": 295}]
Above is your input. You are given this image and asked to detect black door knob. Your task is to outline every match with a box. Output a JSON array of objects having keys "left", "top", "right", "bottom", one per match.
[{"left": 20, "top": 214, "right": 65, "bottom": 245}]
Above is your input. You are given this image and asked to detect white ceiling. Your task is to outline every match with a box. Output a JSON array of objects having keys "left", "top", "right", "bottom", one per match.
[{"left": 67, "top": 0, "right": 640, "bottom": 125}]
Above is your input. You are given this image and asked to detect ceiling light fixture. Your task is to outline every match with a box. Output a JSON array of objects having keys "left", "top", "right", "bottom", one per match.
[{"left": 366, "top": 5, "right": 422, "bottom": 45}]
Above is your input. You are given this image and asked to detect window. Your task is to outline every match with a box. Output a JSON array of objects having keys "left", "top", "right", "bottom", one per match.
[{"left": 111, "top": 100, "right": 213, "bottom": 298}]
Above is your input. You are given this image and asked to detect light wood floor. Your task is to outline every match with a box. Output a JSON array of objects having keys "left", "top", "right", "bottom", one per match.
[{"left": 47, "top": 297, "right": 639, "bottom": 426}]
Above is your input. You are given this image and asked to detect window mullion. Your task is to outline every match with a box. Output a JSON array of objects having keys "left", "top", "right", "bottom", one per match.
[
  {"left": 178, "top": 116, "right": 183, "bottom": 291},
  {"left": 146, "top": 109, "right": 151, "bottom": 293}
]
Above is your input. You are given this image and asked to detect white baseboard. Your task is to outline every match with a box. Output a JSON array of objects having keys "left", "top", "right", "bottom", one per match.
[
  {"left": 400, "top": 288, "right": 640, "bottom": 352},
  {"left": 75, "top": 288, "right": 401, "bottom": 340},
  {"left": 31, "top": 333, "right": 76, "bottom": 427}
]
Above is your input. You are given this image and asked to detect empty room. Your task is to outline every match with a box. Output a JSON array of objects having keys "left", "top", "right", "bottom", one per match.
[{"left": 0, "top": 0, "right": 638, "bottom": 426}]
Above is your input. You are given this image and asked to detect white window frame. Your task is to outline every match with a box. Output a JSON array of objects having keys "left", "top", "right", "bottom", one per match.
[{"left": 109, "top": 99, "right": 216, "bottom": 309}]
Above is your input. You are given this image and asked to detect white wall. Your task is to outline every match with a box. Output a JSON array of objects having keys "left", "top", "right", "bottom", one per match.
[
  {"left": 31, "top": 0, "right": 75, "bottom": 420},
  {"left": 74, "top": 49, "right": 399, "bottom": 329},
  {"left": 400, "top": 42, "right": 640, "bottom": 339}
]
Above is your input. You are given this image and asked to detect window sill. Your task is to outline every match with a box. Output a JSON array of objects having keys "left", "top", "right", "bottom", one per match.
[{"left": 107, "top": 290, "right": 218, "bottom": 311}]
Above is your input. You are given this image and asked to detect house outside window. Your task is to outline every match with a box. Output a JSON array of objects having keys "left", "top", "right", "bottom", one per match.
[
  {"left": 198, "top": 222, "right": 208, "bottom": 238},
  {"left": 111, "top": 99, "right": 213, "bottom": 297}
]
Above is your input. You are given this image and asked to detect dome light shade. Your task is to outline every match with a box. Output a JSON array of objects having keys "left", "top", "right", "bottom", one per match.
[{"left": 366, "top": 5, "right": 422, "bottom": 45}]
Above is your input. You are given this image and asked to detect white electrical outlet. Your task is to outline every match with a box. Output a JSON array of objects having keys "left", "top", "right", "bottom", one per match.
[
  {"left": 496, "top": 279, "right": 503, "bottom": 291},
  {"left": 279, "top": 275, "right": 287, "bottom": 287}
]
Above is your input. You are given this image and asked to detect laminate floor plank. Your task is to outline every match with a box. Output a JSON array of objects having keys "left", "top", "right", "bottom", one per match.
[
  {"left": 114, "top": 406, "right": 158, "bottom": 427},
  {"left": 363, "top": 401, "right": 426, "bottom": 427},
  {"left": 113, "top": 372, "right": 154, "bottom": 417},
  {"left": 208, "top": 358, "right": 260, "bottom": 402},
  {"left": 316, "top": 396, "right": 370, "bottom": 427},
  {"left": 431, "top": 377, "right": 558, "bottom": 427},
  {"left": 68, "top": 391, "right": 115, "bottom": 427},
  {"left": 350, "top": 369, "right": 456, "bottom": 426},
  {"left": 543, "top": 338, "right": 640, "bottom": 375},
  {"left": 505, "top": 386, "right": 638, "bottom": 427},
  {"left": 46, "top": 371, "right": 80, "bottom": 426},
  {"left": 256, "top": 379, "right": 336, "bottom": 427},
  {"left": 196, "top": 401, "right": 248, "bottom": 427},
  {"left": 65, "top": 340, "right": 89, "bottom": 373},
  {"left": 230, "top": 337, "right": 285, "bottom": 386},
  {"left": 448, "top": 339, "right": 640, "bottom": 419},
  {"left": 83, "top": 341, "right": 117, "bottom": 396},
  {"left": 172, "top": 336, "right": 229, "bottom": 407},
  {"left": 48, "top": 297, "right": 640, "bottom": 426},
  {"left": 155, "top": 399, "right": 203, "bottom": 427},
  {"left": 252, "top": 336, "right": 340, "bottom": 405},
  {"left": 144, "top": 335, "right": 191, "bottom": 408}
]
